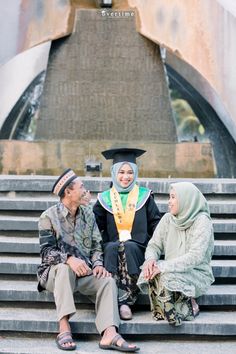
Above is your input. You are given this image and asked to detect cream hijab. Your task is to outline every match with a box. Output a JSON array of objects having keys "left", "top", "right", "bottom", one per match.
[{"left": 165, "top": 182, "right": 211, "bottom": 260}]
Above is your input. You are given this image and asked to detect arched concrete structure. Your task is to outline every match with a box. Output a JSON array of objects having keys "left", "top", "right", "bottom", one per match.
[
  {"left": 166, "top": 64, "right": 236, "bottom": 178},
  {"left": 128, "top": 0, "right": 236, "bottom": 143},
  {"left": 0, "top": 42, "right": 50, "bottom": 128},
  {"left": 0, "top": 0, "right": 129, "bottom": 66},
  {"left": 0, "top": 0, "right": 74, "bottom": 66},
  {"left": 0, "top": 0, "right": 234, "bottom": 177},
  {"left": 1, "top": 0, "right": 236, "bottom": 143},
  {"left": 0, "top": 0, "right": 129, "bottom": 122}
]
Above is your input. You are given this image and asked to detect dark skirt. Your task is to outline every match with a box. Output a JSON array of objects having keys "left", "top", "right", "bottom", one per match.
[
  {"left": 103, "top": 239, "right": 145, "bottom": 275},
  {"left": 113, "top": 242, "right": 140, "bottom": 306}
]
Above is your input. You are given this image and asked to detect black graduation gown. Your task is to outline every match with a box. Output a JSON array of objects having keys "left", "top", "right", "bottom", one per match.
[{"left": 93, "top": 193, "right": 161, "bottom": 275}]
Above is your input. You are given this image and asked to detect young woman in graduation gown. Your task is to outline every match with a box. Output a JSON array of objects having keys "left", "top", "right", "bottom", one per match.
[{"left": 93, "top": 148, "right": 161, "bottom": 320}]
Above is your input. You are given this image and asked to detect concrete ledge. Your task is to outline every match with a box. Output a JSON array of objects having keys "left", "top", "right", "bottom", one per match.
[
  {"left": 0, "top": 176, "right": 56, "bottom": 192},
  {"left": 0, "top": 197, "right": 236, "bottom": 215},
  {"left": 0, "top": 198, "right": 57, "bottom": 211},
  {"left": 1, "top": 334, "right": 235, "bottom": 354},
  {"left": 0, "top": 307, "right": 235, "bottom": 336},
  {"left": 0, "top": 256, "right": 39, "bottom": 274},
  {"left": 1, "top": 237, "right": 235, "bottom": 257},
  {"left": 0, "top": 177, "right": 233, "bottom": 193},
  {"left": 0, "top": 257, "right": 235, "bottom": 278},
  {"left": 1, "top": 334, "right": 236, "bottom": 354},
  {"left": 0, "top": 280, "right": 235, "bottom": 306},
  {"left": 211, "top": 260, "right": 236, "bottom": 277},
  {"left": 0, "top": 216, "right": 38, "bottom": 231},
  {"left": 198, "top": 285, "right": 236, "bottom": 306},
  {"left": 0, "top": 216, "right": 235, "bottom": 233},
  {"left": 0, "top": 141, "right": 216, "bottom": 178},
  {"left": 212, "top": 219, "right": 236, "bottom": 233},
  {"left": 0, "top": 176, "right": 236, "bottom": 194},
  {"left": 0, "top": 236, "right": 40, "bottom": 253},
  {"left": 214, "top": 240, "right": 236, "bottom": 256}
]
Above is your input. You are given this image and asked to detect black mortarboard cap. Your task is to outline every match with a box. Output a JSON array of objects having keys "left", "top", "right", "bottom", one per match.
[{"left": 102, "top": 147, "right": 146, "bottom": 164}]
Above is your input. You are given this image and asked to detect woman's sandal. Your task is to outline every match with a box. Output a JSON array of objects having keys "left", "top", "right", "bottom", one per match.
[
  {"left": 99, "top": 334, "right": 139, "bottom": 352},
  {"left": 119, "top": 304, "right": 132, "bottom": 320},
  {"left": 56, "top": 331, "right": 76, "bottom": 351},
  {"left": 191, "top": 298, "right": 200, "bottom": 317}
]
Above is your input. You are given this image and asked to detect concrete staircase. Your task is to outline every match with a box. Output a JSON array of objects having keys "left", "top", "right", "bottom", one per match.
[{"left": 0, "top": 176, "right": 236, "bottom": 351}]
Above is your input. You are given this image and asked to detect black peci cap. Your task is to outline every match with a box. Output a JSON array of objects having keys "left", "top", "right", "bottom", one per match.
[
  {"left": 102, "top": 147, "right": 146, "bottom": 164},
  {"left": 52, "top": 168, "right": 78, "bottom": 196}
]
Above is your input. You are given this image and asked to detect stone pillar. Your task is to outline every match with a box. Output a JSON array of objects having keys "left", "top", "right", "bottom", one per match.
[{"left": 36, "top": 8, "right": 177, "bottom": 144}]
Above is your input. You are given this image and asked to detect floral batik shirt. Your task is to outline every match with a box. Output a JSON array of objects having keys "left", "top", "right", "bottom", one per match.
[{"left": 37, "top": 202, "right": 103, "bottom": 291}]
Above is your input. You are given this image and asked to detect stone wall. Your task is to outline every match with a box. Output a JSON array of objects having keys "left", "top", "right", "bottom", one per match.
[
  {"left": 0, "top": 140, "right": 216, "bottom": 178},
  {"left": 35, "top": 9, "right": 176, "bottom": 143}
]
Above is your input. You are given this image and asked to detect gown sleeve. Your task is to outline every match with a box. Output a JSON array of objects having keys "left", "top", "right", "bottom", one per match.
[
  {"left": 146, "top": 193, "right": 162, "bottom": 236},
  {"left": 93, "top": 200, "right": 110, "bottom": 243}
]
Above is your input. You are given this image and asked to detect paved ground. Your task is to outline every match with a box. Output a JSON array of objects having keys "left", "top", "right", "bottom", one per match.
[{"left": 0, "top": 333, "right": 236, "bottom": 354}]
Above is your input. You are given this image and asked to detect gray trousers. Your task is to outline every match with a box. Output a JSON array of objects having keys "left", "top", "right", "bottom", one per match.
[{"left": 45, "top": 263, "right": 120, "bottom": 334}]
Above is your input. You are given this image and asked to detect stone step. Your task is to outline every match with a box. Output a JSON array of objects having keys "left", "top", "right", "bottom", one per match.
[
  {"left": 1, "top": 333, "right": 236, "bottom": 354},
  {"left": 0, "top": 215, "right": 38, "bottom": 230},
  {"left": 211, "top": 219, "right": 236, "bottom": 233},
  {"left": 0, "top": 197, "right": 236, "bottom": 215},
  {"left": 0, "top": 307, "right": 235, "bottom": 336},
  {"left": 0, "top": 236, "right": 40, "bottom": 253},
  {"left": 0, "top": 280, "right": 235, "bottom": 306},
  {"left": 1, "top": 236, "right": 235, "bottom": 257},
  {"left": 0, "top": 256, "right": 235, "bottom": 278},
  {"left": 0, "top": 256, "right": 39, "bottom": 274},
  {"left": 211, "top": 260, "right": 236, "bottom": 277},
  {"left": 0, "top": 176, "right": 236, "bottom": 194},
  {"left": 0, "top": 215, "right": 235, "bottom": 233},
  {"left": 0, "top": 196, "right": 57, "bottom": 211},
  {"left": 152, "top": 199, "right": 236, "bottom": 215},
  {"left": 0, "top": 175, "right": 56, "bottom": 192},
  {"left": 214, "top": 240, "right": 236, "bottom": 256}
]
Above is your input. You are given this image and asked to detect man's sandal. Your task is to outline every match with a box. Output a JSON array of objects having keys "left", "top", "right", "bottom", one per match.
[
  {"left": 56, "top": 331, "right": 76, "bottom": 351},
  {"left": 99, "top": 334, "right": 139, "bottom": 352}
]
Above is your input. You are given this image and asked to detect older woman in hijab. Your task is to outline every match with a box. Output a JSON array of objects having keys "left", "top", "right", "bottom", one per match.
[
  {"left": 138, "top": 181, "right": 214, "bottom": 326},
  {"left": 93, "top": 148, "right": 161, "bottom": 320}
]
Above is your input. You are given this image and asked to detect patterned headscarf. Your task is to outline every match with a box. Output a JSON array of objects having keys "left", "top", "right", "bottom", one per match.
[{"left": 111, "top": 162, "right": 138, "bottom": 192}]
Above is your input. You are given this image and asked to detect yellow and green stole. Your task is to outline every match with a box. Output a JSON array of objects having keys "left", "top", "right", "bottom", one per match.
[
  {"left": 98, "top": 185, "right": 151, "bottom": 242},
  {"left": 110, "top": 185, "right": 139, "bottom": 242}
]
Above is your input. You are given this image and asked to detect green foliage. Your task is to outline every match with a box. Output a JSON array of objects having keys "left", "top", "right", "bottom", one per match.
[{"left": 170, "top": 92, "right": 207, "bottom": 142}]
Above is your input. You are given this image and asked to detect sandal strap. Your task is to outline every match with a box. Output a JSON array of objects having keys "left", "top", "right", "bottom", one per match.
[
  {"left": 111, "top": 334, "right": 122, "bottom": 346},
  {"left": 111, "top": 334, "right": 132, "bottom": 349},
  {"left": 57, "top": 331, "right": 72, "bottom": 338},
  {"left": 58, "top": 337, "right": 74, "bottom": 346},
  {"left": 57, "top": 331, "right": 73, "bottom": 345}
]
